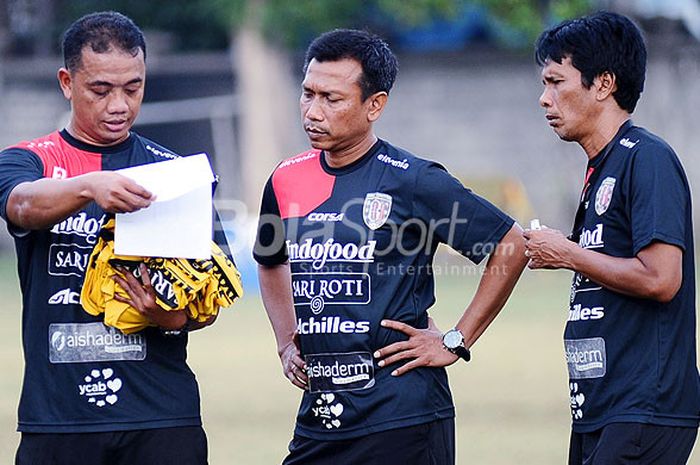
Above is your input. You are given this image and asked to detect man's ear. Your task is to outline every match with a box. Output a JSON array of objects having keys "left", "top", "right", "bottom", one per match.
[
  {"left": 57, "top": 68, "right": 73, "bottom": 100},
  {"left": 595, "top": 71, "right": 617, "bottom": 101},
  {"left": 367, "top": 92, "right": 388, "bottom": 123}
]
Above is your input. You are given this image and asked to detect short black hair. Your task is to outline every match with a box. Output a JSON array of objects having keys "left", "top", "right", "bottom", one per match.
[
  {"left": 304, "top": 29, "right": 398, "bottom": 101},
  {"left": 535, "top": 11, "right": 646, "bottom": 113},
  {"left": 62, "top": 11, "right": 146, "bottom": 72}
]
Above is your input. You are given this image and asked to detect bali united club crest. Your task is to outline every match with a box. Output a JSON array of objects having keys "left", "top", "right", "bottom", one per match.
[
  {"left": 363, "top": 193, "right": 392, "bottom": 230},
  {"left": 594, "top": 177, "right": 616, "bottom": 216}
]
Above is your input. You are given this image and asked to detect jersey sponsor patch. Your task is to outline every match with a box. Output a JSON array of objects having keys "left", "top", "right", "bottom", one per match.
[
  {"left": 292, "top": 272, "right": 371, "bottom": 313},
  {"left": 48, "top": 244, "right": 93, "bottom": 277},
  {"left": 565, "top": 337, "right": 606, "bottom": 379},
  {"left": 595, "top": 177, "right": 616, "bottom": 216},
  {"left": 312, "top": 392, "right": 345, "bottom": 430},
  {"left": 49, "top": 322, "right": 147, "bottom": 363},
  {"left": 363, "top": 192, "right": 392, "bottom": 230},
  {"left": 50, "top": 212, "right": 106, "bottom": 245},
  {"left": 306, "top": 351, "right": 375, "bottom": 393},
  {"left": 78, "top": 367, "right": 123, "bottom": 408},
  {"left": 297, "top": 316, "right": 370, "bottom": 335}
]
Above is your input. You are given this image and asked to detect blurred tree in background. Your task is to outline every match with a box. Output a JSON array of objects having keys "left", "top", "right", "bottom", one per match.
[{"left": 1, "top": 0, "right": 593, "bottom": 56}]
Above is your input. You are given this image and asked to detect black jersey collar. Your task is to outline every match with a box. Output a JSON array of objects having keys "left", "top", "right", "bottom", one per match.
[
  {"left": 60, "top": 129, "right": 136, "bottom": 154},
  {"left": 320, "top": 139, "right": 384, "bottom": 175}
]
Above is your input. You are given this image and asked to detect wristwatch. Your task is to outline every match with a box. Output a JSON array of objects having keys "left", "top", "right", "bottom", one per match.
[{"left": 442, "top": 328, "right": 471, "bottom": 362}]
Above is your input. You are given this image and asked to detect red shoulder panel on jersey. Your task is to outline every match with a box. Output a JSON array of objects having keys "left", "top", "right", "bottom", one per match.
[
  {"left": 13, "top": 131, "right": 102, "bottom": 179},
  {"left": 272, "top": 150, "right": 335, "bottom": 219}
]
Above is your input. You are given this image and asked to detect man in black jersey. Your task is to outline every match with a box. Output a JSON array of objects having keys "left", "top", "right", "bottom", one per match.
[
  {"left": 254, "top": 29, "right": 528, "bottom": 465},
  {"left": 525, "top": 11, "right": 700, "bottom": 465},
  {"left": 0, "top": 11, "right": 218, "bottom": 465}
]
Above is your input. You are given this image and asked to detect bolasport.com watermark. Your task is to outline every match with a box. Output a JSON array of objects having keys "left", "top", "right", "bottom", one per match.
[{"left": 214, "top": 198, "right": 518, "bottom": 278}]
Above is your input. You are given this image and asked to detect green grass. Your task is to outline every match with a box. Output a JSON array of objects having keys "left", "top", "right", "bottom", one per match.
[{"left": 0, "top": 254, "right": 698, "bottom": 464}]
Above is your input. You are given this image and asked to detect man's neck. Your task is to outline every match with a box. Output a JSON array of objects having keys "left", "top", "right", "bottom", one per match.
[
  {"left": 580, "top": 111, "right": 630, "bottom": 160},
  {"left": 324, "top": 134, "right": 378, "bottom": 169}
]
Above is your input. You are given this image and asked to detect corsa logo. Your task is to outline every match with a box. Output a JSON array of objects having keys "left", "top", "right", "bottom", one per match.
[
  {"left": 48, "top": 288, "right": 80, "bottom": 305},
  {"left": 307, "top": 212, "right": 345, "bottom": 222}
]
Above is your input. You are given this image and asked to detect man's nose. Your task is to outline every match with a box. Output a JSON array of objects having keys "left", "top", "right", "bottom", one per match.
[
  {"left": 304, "top": 97, "right": 323, "bottom": 121},
  {"left": 107, "top": 89, "right": 129, "bottom": 113},
  {"left": 539, "top": 88, "right": 552, "bottom": 108}
]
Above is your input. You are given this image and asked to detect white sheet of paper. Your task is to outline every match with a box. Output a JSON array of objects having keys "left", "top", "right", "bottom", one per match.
[
  {"left": 116, "top": 153, "right": 215, "bottom": 202},
  {"left": 114, "top": 154, "right": 214, "bottom": 259}
]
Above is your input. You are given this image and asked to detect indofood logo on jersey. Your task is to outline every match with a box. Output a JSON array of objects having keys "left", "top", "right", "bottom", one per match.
[
  {"left": 595, "top": 177, "right": 616, "bottom": 216},
  {"left": 287, "top": 238, "right": 376, "bottom": 270},
  {"left": 50, "top": 212, "right": 106, "bottom": 244},
  {"left": 578, "top": 224, "right": 604, "bottom": 249},
  {"left": 363, "top": 192, "right": 392, "bottom": 230}
]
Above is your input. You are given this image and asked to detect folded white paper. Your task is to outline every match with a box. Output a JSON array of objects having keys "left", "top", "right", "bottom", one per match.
[{"left": 114, "top": 153, "right": 214, "bottom": 259}]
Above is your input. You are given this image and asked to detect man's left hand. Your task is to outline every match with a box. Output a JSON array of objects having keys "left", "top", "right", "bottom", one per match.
[
  {"left": 523, "top": 227, "right": 575, "bottom": 270},
  {"left": 113, "top": 263, "right": 187, "bottom": 331},
  {"left": 374, "top": 318, "right": 458, "bottom": 376}
]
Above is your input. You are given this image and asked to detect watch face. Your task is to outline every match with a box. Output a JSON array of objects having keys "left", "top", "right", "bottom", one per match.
[{"left": 443, "top": 330, "right": 463, "bottom": 349}]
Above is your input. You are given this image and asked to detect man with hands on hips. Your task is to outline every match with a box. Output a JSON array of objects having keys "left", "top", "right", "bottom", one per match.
[
  {"left": 524, "top": 11, "right": 699, "bottom": 465},
  {"left": 254, "top": 28, "right": 528, "bottom": 465}
]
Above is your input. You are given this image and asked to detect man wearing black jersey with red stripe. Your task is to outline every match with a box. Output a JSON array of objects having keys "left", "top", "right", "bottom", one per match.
[
  {"left": 0, "top": 11, "right": 214, "bottom": 465},
  {"left": 254, "top": 29, "right": 529, "bottom": 465}
]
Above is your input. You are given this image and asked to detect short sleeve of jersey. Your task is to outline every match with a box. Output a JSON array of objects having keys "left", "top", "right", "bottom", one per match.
[
  {"left": 413, "top": 163, "right": 514, "bottom": 264},
  {"left": 0, "top": 148, "right": 44, "bottom": 236},
  {"left": 629, "top": 143, "right": 688, "bottom": 255},
  {"left": 253, "top": 177, "right": 288, "bottom": 266}
]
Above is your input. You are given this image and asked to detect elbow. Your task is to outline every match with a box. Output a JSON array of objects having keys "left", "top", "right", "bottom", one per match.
[{"left": 647, "top": 277, "right": 681, "bottom": 303}]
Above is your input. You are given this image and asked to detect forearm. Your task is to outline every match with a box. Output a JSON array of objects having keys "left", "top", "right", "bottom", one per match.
[
  {"left": 7, "top": 175, "right": 96, "bottom": 230},
  {"left": 258, "top": 263, "right": 297, "bottom": 354},
  {"left": 568, "top": 244, "right": 681, "bottom": 302},
  {"left": 456, "top": 224, "right": 528, "bottom": 347}
]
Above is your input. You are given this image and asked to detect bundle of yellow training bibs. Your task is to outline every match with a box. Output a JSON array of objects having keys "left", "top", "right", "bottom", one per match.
[{"left": 81, "top": 219, "right": 243, "bottom": 334}]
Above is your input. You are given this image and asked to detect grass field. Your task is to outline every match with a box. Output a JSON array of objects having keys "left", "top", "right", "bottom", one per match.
[{"left": 0, "top": 254, "right": 698, "bottom": 464}]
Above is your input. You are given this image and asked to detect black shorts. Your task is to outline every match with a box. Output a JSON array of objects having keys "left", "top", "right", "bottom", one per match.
[
  {"left": 569, "top": 422, "right": 698, "bottom": 465},
  {"left": 282, "top": 418, "right": 455, "bottom": 465},
  {"left": 15, "top": 425, "right": 208, "bottom": 465}
]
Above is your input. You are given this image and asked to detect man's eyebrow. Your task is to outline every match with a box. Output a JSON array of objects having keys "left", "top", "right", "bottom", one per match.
[{"left": 87, "top": 77, "right": 143, "bottom": 87}]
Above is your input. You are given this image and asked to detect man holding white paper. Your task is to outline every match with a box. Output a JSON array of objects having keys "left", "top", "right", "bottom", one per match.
[{"left": 0, "top": 11, "right": 223, "bottom": 465}]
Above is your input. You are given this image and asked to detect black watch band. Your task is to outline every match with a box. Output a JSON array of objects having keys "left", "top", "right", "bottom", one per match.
[{"left": 451, "top": 345, "right": 471, "bottom": 362}]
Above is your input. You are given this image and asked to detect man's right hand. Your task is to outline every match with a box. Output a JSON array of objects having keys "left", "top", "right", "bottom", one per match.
[
  {"left": 279, "top": 333, "right": 307, "bottom": 390},
  {"left": 83, "top": 171, "right": 154, "bottom": 214}
]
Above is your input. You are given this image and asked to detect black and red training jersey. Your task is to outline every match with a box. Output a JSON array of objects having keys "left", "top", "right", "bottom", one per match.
[
  {"left": 0, "top": 130, "right": 209, "bottom": 433},
  {"left": 254, "top": 139, "right": 514, "bottom": 440}
]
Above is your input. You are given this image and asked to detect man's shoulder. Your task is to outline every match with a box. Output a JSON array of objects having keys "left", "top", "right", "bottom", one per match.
[
  {"left": 275, "top": 149, "right": 322, "bottom": 172},
  {"left": 618, "top": 126, "right": 680, "bottom": 168},
  {"left": 622, "top": 126, "right": 675, "bottom": 155},
  {"left": 131, "top": 133, "right": 181, "bottom": 161},
  {"left": 371, "top": 140, "right": 435, "bottom": 174},
  {"left": 2, "top": 131, "right": 62, "bottom": 157}
]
